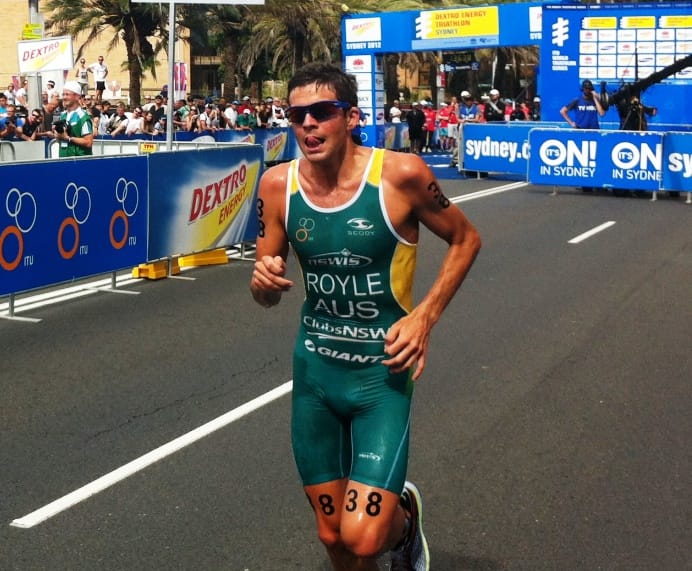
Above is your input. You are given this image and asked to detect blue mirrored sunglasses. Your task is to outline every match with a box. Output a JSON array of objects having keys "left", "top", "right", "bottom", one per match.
[{"left": 286, "top": 100, "right": 351, "bottom": 124}]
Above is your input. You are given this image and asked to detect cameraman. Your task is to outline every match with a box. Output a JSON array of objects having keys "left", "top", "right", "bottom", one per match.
[
  {"left": 617, "top": 91, "right": 656, "bottom": 131},
  {"left": 48, "top": 81, "right": 93, "bottom": 157},
  {"left": 0, "top": 105, "right": 24, "bottom": 139}
]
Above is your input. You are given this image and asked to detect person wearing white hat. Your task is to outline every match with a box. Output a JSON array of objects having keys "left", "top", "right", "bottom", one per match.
[
  {"left": 529, "top": 96, "right": 541, "bottom": 121},
  {"left": 483, "top": 88, "right": 505, "bottom": 122},
  {"left": 51, "top": 80, "right": 93, "bottom": 157}
]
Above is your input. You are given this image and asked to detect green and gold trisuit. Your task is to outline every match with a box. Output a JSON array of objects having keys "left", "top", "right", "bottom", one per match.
[{"left": 286, "top": 148, "right": 418, "bottom": 492}]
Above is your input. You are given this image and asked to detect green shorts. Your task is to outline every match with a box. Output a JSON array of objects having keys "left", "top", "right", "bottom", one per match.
[{"left": 291, "top": 338, "right": 413, "bottom": 494}]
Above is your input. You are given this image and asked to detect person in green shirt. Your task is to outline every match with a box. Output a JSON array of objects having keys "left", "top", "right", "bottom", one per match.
[
  {"left": 51, "top": 81, "right": 93, "bottom": 157},
  {"left": 236, "top": 107, "right": 257, "bottom": 130}
]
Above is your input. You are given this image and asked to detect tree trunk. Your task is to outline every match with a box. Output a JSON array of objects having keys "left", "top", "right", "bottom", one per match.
[
  {"left": 222, "top": 40, "right": 238, "bottom": 99},
  {"left": 384, "top": 54, "right": 400, "bottom": 103}
]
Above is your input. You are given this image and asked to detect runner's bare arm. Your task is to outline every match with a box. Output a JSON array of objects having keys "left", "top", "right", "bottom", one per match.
[
  {"left": 250, "top": 164, "right": 294, "bottom": 308},
  {"left": 381, "top": 153, "right": 481, "bottom": 379}
]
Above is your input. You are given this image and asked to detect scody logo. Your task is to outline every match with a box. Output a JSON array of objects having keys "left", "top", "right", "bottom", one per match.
[
  {"left": 307, "top": 248, "right": 372, "bottom": 267},
  {"left": 347, "top": 217, "right": 375, "bottom": 236}
]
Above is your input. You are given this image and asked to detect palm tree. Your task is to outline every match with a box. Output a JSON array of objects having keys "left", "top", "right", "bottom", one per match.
[
  {"left": 180, "top": 4, "right": 248, "bottom": 99},
  {"left": 43, "top": 0, "right": 169, "bottom": 105}
]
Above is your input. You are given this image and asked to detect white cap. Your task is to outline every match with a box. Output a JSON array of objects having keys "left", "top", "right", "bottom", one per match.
[
  {"left": 243, "top": 109, "right": 252, "bottom": 114},
  {"left": 440, "top": 102, "right": 448, "bottom": 107},
  {"left": 533, "top": 96, "right": 541, "bottom": 102},
  {"left": 460, "top": 90, "right": 471, "bottom": 98},
  {"left": 489, "top": 89, "right": 500, "bottom": 96},
  {"left": 242, "top": 95, "right": 250, "bottom": 100},
  {"left": 412, "top": 101, "right": 420, "bottom": 106},
  {"left": 62, "top": 80, "right": 82, "bottom": 95},
  {"left": 419, "top": 100, "right": 428, "bottom": 105}
]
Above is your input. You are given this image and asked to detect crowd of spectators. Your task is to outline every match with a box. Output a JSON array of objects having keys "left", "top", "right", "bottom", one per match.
[
  {"left": 0, "top": 75, "right": 293, "bottom": 143},
  {"left": 385, "top": 89, "right": 542, "bottom": 154},
  {"left": 2, "top": 76, "right": 543, "bottom": 150}
]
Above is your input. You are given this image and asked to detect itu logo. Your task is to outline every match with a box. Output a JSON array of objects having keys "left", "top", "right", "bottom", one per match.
[{"left": 552, "top": 17, "right": 569, "bottom": 48}]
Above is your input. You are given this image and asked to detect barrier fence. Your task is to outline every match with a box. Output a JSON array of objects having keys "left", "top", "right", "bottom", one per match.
[
  {"left": 1, "top": 145, "right": 263, "bottom": 313},
  {"left": 459, "top": 122, "right": 692, "bottom": 201},
  {"left": 2, "top": 122, "right": 690, "bottom": 316}
]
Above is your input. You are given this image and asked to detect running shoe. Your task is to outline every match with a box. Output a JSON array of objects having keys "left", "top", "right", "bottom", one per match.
[{"left": 390, "top": 481, "right": 429, "bottom": 571}]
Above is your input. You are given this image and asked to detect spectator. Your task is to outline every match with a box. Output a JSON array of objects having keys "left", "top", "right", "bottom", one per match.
[
  {"left": 107, "top": 103, "right": 129, "bottom": 135},
  {"left": 41, "top": 91, "right": 61, "bottom": 133},
  {"left": 483, "top": 89, "right": 506, "bottom": 122},
  {"left": 258, "top": 101, "right": 271, "bottom": 128},
  {"left": 75, "top": 58, "right": 90, "bottom": 96},
  {"left": 141, "top": 110, "right": 156, "bottom": 134},
  {"left": 45, "top": 80, "right": 59, "bottom": 102},
  {"left": 89, "top": 106, "right": 102, "bottom": 134},
  {"left": 124, "top": 107, "right": 144, "bottom": 135},
  {"left": 154, "top": 115, "right": 167, "bottom": 136},
  {"left": 3, "top": 84, "right": 16, "bottom": 105},
  {"left": 0, "top": 93, "right": 8, "bottom": 117},
  {"left": 197, "top": 104, "right": 214, "bottom": 131},
  {"left": 17, "top": 108, "right": 45, "bottom": 140},
  {"left": 15, "top": 80, "right": 29, "bottom": 108},
  {"left": 150, "top": 94, "right": 166, "bottom": 123},
  {"left": 389, "top": 99, "right": 402, "bottom": 123},
  {"left": 422, "top": 101, "right": 436, "bottom": 152},
  {"left": 236, "top": 107, "right": 257, "bottom": 130},
  {"left": 560, "top": 79, "right": 604, "bottom": 129},
  {"left": 406, "top": 100, "right": 425, "bottom": 154},
  {"left": 224, "top": 100, "right": 239, "bottom": 129},
  {"left": 459, "top": 91, "right": 479, "bottom": 124},
  {"left": 141, "top": 95, "right": 154, "bottom": 112},
  {"left": 185, "top": 107, "right": 200, "bottom": 132},
  {"left": 447, "top": 95, "right": 460, "bottom": 154},
  {"left": 437, "top": 102, "right": 451, "bottom": 151},
  {"left": 100, "top": 100, "right": 113, "bottom": 120},
  {"left": 88, "top": 55, "right": 108, "bottom": 103},
  {"left": 0, "top": 104, "right": 24, "bottom": 139},
  {"left": 238, "top": 95, "right": 253, "bottom": 115},
  {"left": 529, "top": 96, "right": 541, "bottom": 121}
]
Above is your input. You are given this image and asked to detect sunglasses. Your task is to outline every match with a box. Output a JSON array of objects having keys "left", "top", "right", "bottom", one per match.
[{"left": 286, "top": 100, "right": 351, "bottom": 124}]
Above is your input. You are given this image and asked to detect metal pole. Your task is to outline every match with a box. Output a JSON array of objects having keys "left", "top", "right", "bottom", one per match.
[{"left": 166, "top": 1, "right": 175, "bottom": 150}]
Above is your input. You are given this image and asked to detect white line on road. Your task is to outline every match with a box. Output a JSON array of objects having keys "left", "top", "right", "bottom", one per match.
[
  {"left": 10, "top": 381, "right": 294, "bottom": 529},
  {"left": 568, "top": 221, "right": 616, "bottom": 244},
  {"left": 452, "top": 181, "right": 528, "bottom": 203}
]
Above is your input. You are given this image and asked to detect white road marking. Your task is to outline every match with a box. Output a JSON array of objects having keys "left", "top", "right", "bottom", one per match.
[
  {"left": 452, "top": 181, "right": 527, "bottom": 203},
  {"left": 10, "top": 381, "right": 294, "bottom": 529},
  {"left": 568, "top": 221, "right": 616, "bottom": 244}
]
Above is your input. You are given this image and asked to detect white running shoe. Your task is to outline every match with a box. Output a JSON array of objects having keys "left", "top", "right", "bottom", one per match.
[{"left": 390, "top": 481, "right": 429, "bottom": 571}]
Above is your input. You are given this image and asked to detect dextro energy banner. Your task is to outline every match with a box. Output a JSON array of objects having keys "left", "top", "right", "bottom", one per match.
[
  {"left": 0, "top": 156, "right": 148, "bottom": 296},
  {"left": 17, "top": 36, "right": 74, "bottom": 73},
  {"left": 147, "top": 147, "right": 263, "bottom": 260},
  {"left": 342, "top": 2, "right": 543, "bottom": 54}
]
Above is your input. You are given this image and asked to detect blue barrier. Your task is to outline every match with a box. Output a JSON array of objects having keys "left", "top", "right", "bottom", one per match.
[
  {"left": 1, "top": 146, "right": 263, "bottom": 298},
  {"left": 1, "top": 155, "right": 148, "bottom": 296},
  {"left": 459, "top": 122, "right": 692, "bottom": 196},
  {"left": 528, "top": 128, "right": 692, "bottom": 195}
]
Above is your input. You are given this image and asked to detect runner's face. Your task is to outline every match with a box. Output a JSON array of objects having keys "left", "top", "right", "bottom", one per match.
[{"left": 288, "top": 83, "right": 357, "bottom": 161}]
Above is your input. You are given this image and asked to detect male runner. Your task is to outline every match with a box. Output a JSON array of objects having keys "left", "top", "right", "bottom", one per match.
[{"left": 250, "top": 62, "right": 480, "bottom": 571}]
